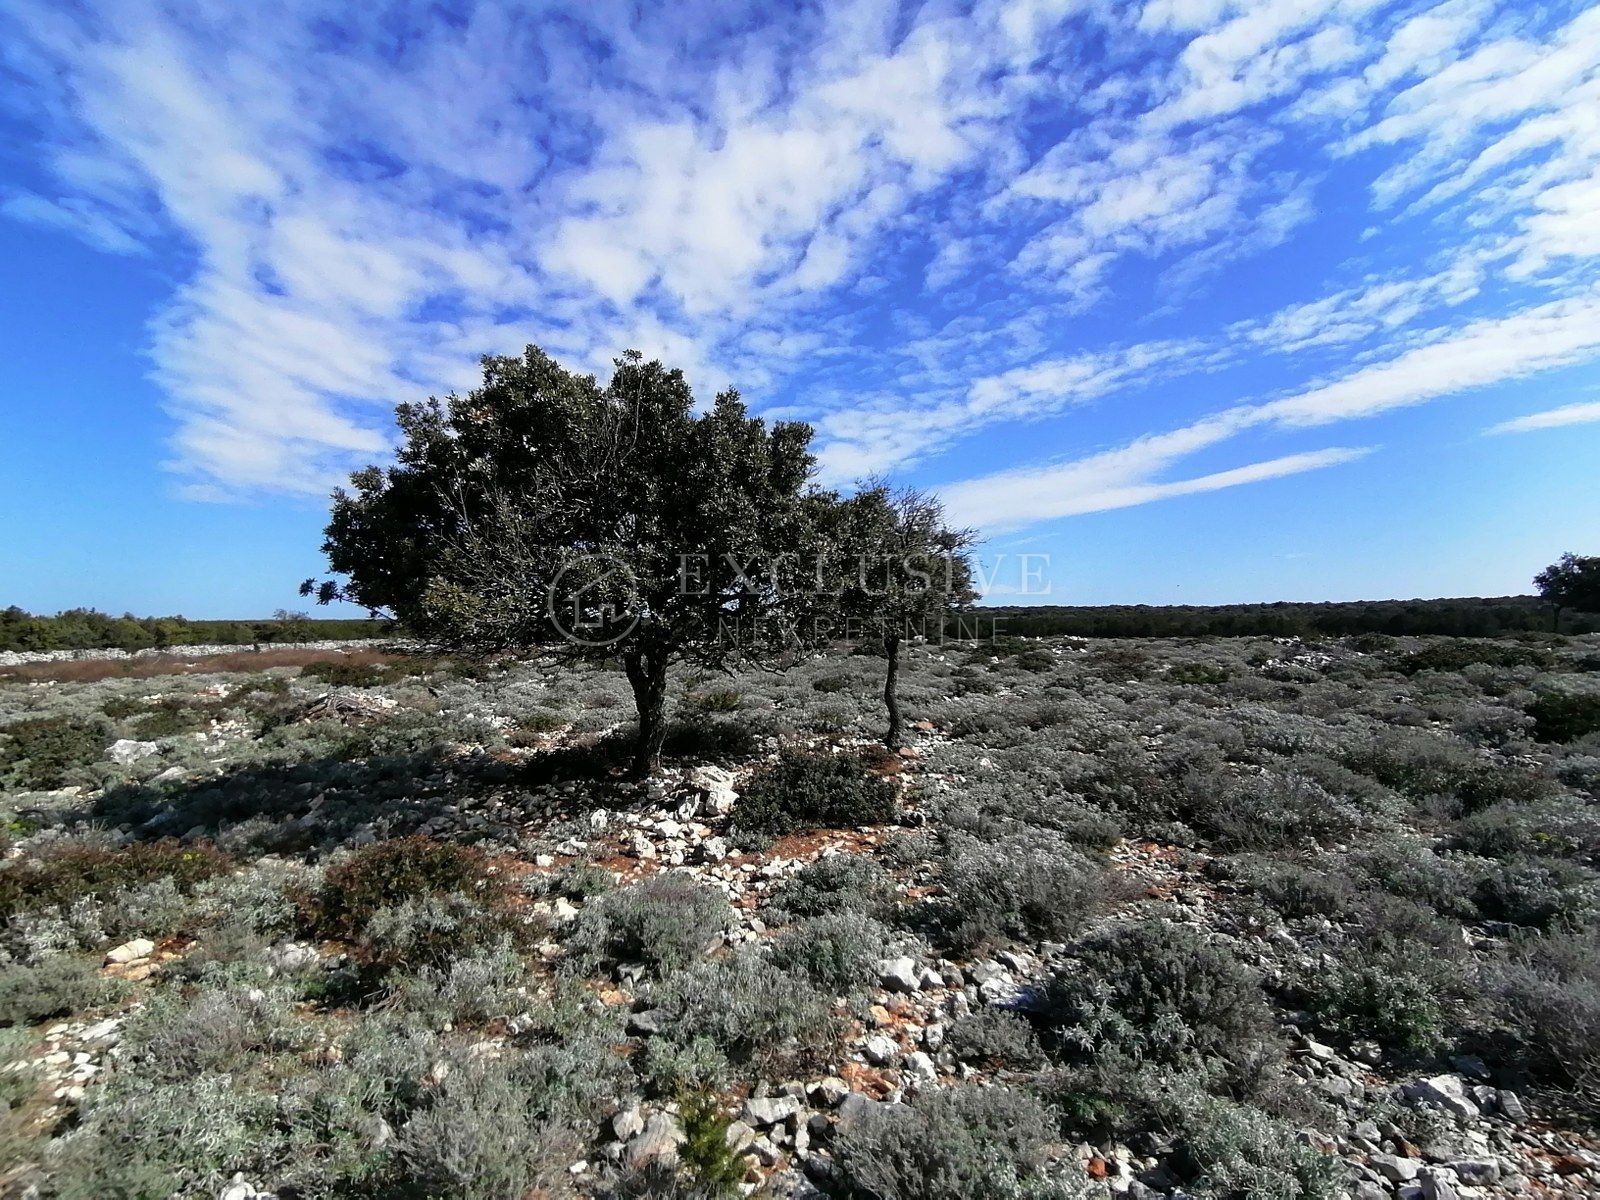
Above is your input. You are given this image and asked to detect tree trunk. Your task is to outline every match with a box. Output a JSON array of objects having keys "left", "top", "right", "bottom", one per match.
[
  {"left": 623, "top": 648, "right": 670, "bottom": 778},
  {"left": 883, "top": 633, "right": 903, "bottom": 750},
  {"left": 1552, "top": 604, "right": 1562, "bottom": 634}
]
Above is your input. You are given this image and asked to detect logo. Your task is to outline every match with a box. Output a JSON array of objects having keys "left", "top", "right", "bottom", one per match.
[{"left": 547, "top": 552, "right": 642, "bottom": 647}]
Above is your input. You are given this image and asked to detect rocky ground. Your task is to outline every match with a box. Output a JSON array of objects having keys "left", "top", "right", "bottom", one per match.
[{"left": 0, "top": 634, "right": 1596, "bottom": 1198}]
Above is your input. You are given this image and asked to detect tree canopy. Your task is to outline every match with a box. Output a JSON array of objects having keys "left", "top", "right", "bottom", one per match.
[
  {"left": 309, "top": 346, "right": 835, "bottom": 775},
  {"left": 829, "top": 484, "right": 976, "bottom": 747},
  {"left": 1536, "top": 552, "right": 1600, "bottom": 630}
]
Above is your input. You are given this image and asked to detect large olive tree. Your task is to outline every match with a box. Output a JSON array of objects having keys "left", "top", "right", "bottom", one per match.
[{"left": 306, "top": 346, "right": 833, "bottom": 776}]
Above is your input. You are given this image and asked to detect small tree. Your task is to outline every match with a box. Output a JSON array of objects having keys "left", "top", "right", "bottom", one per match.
[
  {"left": 306, "top": 346, "right": 830, "bottom": 777},
  {"left": 1535, "top": 553, "right": 1600, "bottom": 632},
  {"left": 832, "top": 484, "right": 976, "bottom": 749},
  {"left": 272, "top": 609, "right": 312, "bottom": 644}
]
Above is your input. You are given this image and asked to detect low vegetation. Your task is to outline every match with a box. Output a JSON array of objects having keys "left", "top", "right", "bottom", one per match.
[{"left": 0, "top": 629, "right": 1595, "bottom": 1196}]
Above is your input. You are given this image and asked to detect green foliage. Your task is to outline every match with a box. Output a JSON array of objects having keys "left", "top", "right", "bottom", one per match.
[
  {"left": 391, "top": 1057, "right": 588, "bottom": 1200},
  {"left": 640, "top": 953, "right": 841, "bottom": 1090},
  {"left": 676, "top": 1093, "right": 745, "bottom": 1195},
  {"left": 683, "top": 688, "right": 741, "bottom": 714},
  {"left": 0, "top": 715, "right": 109, "bottom": 790},
  {"left": 1529, "top": 689, "right": 1600, "bottom": 743},
  {"left": 1493, "top": 932, "right": 1600, "bottom": 1111},
  {"left": 1181, "top": 767, "right": 1362, "bottom": 851},
  {"left": 296, "top": 836, "right": 498, "bottom": 942},
  {"left": 1536, "top": 552, "right": 1600, "bottom": 623},
  {"left": 309, "top": 345, "right": 832, "bottom": 777},
  {"left": 564, "top": 873, "right": 731, "bottom": 978},
  {"left": 1304, "top": 897, "right": 1469, "bottom": 1054},
  {"left": 830, "top": 1085, "right": 1072, "bottom": 1200},
  {"left": 0, "top": 838, "right": 230, "bottom": 920},
  {"left": 1043, "top": 922, "right": 1277, "bottom": 1084},
  {"left": 1179, "top": 1094, "right": 1346, "bottom": 1199},
  {"left": 0, "top": 605, "right": 388, "bottom": 653},
  {"left": 946, "top": 1008, "right": 1046, "bottom": 1070},
  {"left": 769, "top": 911, "right": 888, "bottom": 991},
  {"left": 985, "top": 596, "right": 1593, "bottom": 639},
  {"left": 660, "top": 715, "right": 761, "bottom": 762},
  {"left": 938, "top": 832, "right": 1111, "bottom": 953},
  {"left": 767, "top": 853, "right": 894, "bottom": 919},
  {"left": 294, "top": 837, "right": 526, "bottom": 975},
  {"left": 730, "top": 750, "right": 897, "bottom": 840},
  {"left": 1473, "top": 856, "right": 1598, "bottom": 930},
  {"left": 1349, "top": 729, "right": 1551, "bottom": 812},
  {"left": 1393, "top": 639, "right": 1547, "bottom": 675},
  {"left": 120, "top": 983, "right": 310, "bottom": 1083},
  {"left": 0, "top": 956, "right": 120, "bottom": 1027},
  {"left": 300, "top": 658, "right": 393, "bottom": 688},
  {"left": 1169, "top": 661, "right": 1230, "bottom": 685}
]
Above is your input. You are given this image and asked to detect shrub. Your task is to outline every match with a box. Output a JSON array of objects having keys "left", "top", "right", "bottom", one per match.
[
  {"left": 1349, "top": 730, "right": 1551, "bottom": 812},
  {"left": 640, "top": 953, "right": 841, "bottom": 1090},
  {"left": 1042, "top": 922, "right": 1277, "bottom": 1084},
  {"left": 1529, "top": 689, "right": 1600, "bottom": 743},
  {"left": 1303, "top": 896, "right": 1469, "bottom": 1054},
  {"left": 683, "top": 688, "right": 742, "bottom": 713},
  {"left": 1345, "top": 842, "right": 1480, "bottom": 920},
  {"left": 1169, "top": 662, "right": 1230, "bottom": 686},
  {"left": 508, "top": 709, "right": 567, "bottom": 742},
  {"left": 392, "top": 1059, "right": 587, "bottom": 1200},
  {"left": 564, "top": 873, "right": 731, "bottom": 978},
  {"left": 812, "top": 673, "right": 854, "bottom": 693},
  {"left": 661, "top": 716, "right": 761, "bottom": 762},
  {"left": 938, "top": 832, "right": 1112, "bottom": 953},
  {"left": 1011, "top": 648, "right": 1057, "bottom": 672},
  {"left": 767, "top": 854, "right": 894, "bottom": 920},
  {"left": 0, "top": 715, "right": 109, "bottom": 790},
  {"left": 730, "top": 750, "right": 897, "bottom": 840},
  {"left": 676, "top": 1092, "right": 746, "bottom": 1195},
  {"left": 1452, "top": 798, "right": 1600, "bottom": 863},
  {"left": 296, "top": 836, "right": 501, "bottom": 943},
  {"left": 1221, "top": 857, "right": 1360, "bottom": 920},
  {"left": 1393, "top": 640, "right": 1546, "bottom": 675},
  {"left": 1492, "top": 932, "right": 1600, "bottom": 1111},
  {"left": 1473, "top": 857, "right": 1598, "bottom": 931},
  {"left": 360, "top": 890, "right": 533, "bottom": 978},
  {"left": 830, "top": 1085, "right": 1075, "bottom": 1200},
  {"left": 124, "top": 698, "right": 215, "bottom": 739},
  {"left": 120, "top": 983, "right": 310, "bottom": 1083},
  {"left": 945, "top": 1008, "right": 1045, "bottom": 1070},
  {"left": 0, "top": 838, "right": 231, "bottom": 920},
  {"left": 301, "top": 659, "right": 391, "bottom": 688},
  {"left": 0, "top": 956, "right": 119, "bottom": 1027},
  {"left": 770, "top": 911, "right": 888, "bottom": 992},
  {"left": 45, "top": 1072, "right": 283, "bottom": 1197},
  {"left": 524, "top": 860, "right": 614, "bottom": 902},
  {"left": 1182, "top": 768, "right": 1360, "bottom": 851},
  {"left": 1178, "top": 1094, "right": 1345, "bottom": 1199},
  {"left": 1087, "top": 646, "right": 1151, "bottom": 681}
]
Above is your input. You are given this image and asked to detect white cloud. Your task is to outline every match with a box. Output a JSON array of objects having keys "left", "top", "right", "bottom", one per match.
[
  {"left": 5, "top": 0, "right": 1600, "bottom": 531},
  {"left": 940, "top": 424, "right": 1372, "bottom": 531},
  {"left": 0, "top": 192, "right": 147, "bottom": 254},
  {"left": 1486, "top": 398, "right": 1600, "bottom": 435},
  {"left": 1258, "top": 292, "right": 1600, "bottom": 426}
]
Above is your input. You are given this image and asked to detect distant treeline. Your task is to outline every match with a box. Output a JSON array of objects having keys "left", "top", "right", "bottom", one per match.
[
  {"left": 7, "top": 594, "right": 1591, "bottom": 653},
  {"left": 0, "top": 607, "right": 394, "bottom": 653},
  {"left": 984, "top": 595, "right": 1595, "bottom": 639}
]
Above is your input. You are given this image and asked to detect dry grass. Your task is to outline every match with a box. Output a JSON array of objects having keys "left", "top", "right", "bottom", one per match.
[{"left": 0, "top": 646, "right": 409, "bottom": 685}]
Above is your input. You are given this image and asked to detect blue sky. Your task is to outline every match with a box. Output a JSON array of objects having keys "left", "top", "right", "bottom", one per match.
[{"left": 2, "top": 0, "right": 1599, "bottom": 618}]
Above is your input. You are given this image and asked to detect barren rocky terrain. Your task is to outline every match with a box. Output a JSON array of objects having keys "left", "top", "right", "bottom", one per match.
[{"left": 0, "top": 634, "right": 1597, "bottom": 1198}]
